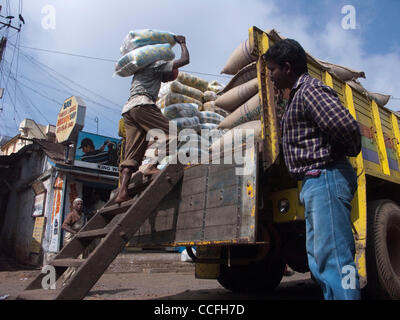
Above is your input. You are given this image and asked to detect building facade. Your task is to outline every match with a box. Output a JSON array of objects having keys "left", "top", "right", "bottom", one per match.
[{"left": 0, "top": 118, "right": 121, "bottom": 266}]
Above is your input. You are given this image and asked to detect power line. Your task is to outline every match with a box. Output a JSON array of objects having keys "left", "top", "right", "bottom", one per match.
[
  {"left": 180, "top": 69, "right": 232, "bottom": 80},
  {"left": 3, "top": 51, "right": 121, "bottom": 136},
  {"left": 20, "top": 45, "right": 117, "bottom": 62},
  {"left": 4, "top": 56, "right": 120, "bottom": 130},
  {"left": 16, "top": 50, "right": 122, "bottom": 112},
  {"left": 2, "top": 83, "right": 22, "bottom": 127},
  {"left": 1, "top": 59, "right": 52, "bottom": 123},
  {"left": 15, "top": 47, "right": 123, "bottom": 109},
  {"left": 2, "top": 62, "right": 117, "bottom": 138},
  {"left": 18, "top": 44, "right": 233, "bottom": 79}
]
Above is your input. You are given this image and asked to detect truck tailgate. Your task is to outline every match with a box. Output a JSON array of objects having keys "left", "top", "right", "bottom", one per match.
[{"left": 129, "top": 143, "right": 259, "bottom": 246}]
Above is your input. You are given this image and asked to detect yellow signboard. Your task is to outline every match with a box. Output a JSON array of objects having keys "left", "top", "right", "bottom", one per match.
[
  {"left": 30, "top": 217, "right": 46, "bottom": 254},
  {"left": 56, "top": 96, "right": 86, "bottom": 143}
]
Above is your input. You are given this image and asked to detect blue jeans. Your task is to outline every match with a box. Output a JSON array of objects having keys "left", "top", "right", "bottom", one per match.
[{"left": 299, "top": 158, "right": 361, "bottom": 300}]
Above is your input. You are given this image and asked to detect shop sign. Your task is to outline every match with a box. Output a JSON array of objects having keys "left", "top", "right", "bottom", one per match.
[
  {"left": 49, "top": 174, "right": 64, "bottom": 252},
  {"left": 32, "top": 192, "right": 46, "bottom": 217},
  {"left": 56, "top": 96, "right": 86, "bottom": 143},
  {"left": 30, "top": 217, "right": 46, "bottom": 254}
]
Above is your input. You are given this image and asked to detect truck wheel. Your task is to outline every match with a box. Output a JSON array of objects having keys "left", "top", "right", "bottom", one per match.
[
  {"left": 366, "top": 200, "right": 400, "bottom": 299},
  {"left": 217, "top": 257, "right": 284, "bottom": 293}
]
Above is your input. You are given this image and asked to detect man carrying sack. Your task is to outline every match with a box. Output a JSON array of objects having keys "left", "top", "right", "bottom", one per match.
[{"left": 115, "top": 35, "right": 190, "bottom": 204}]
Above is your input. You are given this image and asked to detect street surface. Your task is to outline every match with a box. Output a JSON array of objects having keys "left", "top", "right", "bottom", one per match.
[{"left": 0, "top": 251, "right": 323, "bottom": 300}]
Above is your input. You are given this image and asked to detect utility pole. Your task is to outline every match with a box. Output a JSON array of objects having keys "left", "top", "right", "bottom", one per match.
[
  {"left": 0, "top": 35, "right": 5, "bottom": 106},
  {"left": 0, "top": 36, "right": 7, "bottom": 65},
  {"left": 0, "top": 5, "right": 24, "bottom": 106},
  {"left": 0, "top": 5, "right": 5, "bottom": 65},
  {"left": 0, "top": 5, "right": 23, "bottom": 33}
]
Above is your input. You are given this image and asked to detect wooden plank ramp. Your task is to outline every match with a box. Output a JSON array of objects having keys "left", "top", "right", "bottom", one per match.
[{"left": 17, "top": 164, "right": 183, "bottom": 300}]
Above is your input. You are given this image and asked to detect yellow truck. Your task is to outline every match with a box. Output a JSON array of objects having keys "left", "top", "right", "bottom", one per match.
[{"left": 126, "top": 27, "right": 400, "bottom": 299}]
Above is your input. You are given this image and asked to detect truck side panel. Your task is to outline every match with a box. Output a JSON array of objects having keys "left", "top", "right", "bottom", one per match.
[{"left": 129, "top": 144, "right": 259, "bottom": 247}]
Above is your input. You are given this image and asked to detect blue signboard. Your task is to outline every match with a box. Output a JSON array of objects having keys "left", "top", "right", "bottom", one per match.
[{"left": 74, "top": 131, "right": 121, "bottom": 174}]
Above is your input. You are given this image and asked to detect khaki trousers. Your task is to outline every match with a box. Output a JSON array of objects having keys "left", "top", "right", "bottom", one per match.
[{"left": 120, "top": 104, "right": 173, "bottom": 170}]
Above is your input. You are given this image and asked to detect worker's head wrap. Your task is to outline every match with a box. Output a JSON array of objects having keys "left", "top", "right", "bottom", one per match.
[{"left": 73, "top": 198, "right": 83, "bottom": 204}]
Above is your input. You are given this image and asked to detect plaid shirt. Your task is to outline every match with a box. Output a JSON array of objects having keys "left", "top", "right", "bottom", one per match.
[{"left": 281, "top": 73, "right": 361, "bottom": 178}]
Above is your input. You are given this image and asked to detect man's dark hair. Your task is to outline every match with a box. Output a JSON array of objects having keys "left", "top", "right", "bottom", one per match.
[
  {"left": 79, "top": 138, "right": 95, "bottom": 149},
  {"left": 263, "top": 39, "right": 308, "bottom": 76}
]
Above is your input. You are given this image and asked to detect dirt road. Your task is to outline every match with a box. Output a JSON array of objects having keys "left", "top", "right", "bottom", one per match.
[
  {"left": 0, "top": 251, "right": 323, "bottom": 300},
  {"left": 86, "top": 270, "right": 322, "bottom": 300},
  {"left": 0, "top": 269, "right": 322, "bottom": 301}
]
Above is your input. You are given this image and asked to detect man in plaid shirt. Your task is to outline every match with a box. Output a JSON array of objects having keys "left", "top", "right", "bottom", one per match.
[{"left": 263, "top": 39, "right": 361, "bottom": 300}]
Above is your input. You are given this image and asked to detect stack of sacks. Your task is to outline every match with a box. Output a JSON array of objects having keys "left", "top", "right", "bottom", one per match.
[
  {"left": 203, "top": 90, "right": 218, "bottom": 104},
  {"left": 207, "top": 80, "right": 224, "bottom": 93},
  {"left": 198, "top": 111, "right": 225, "bottom": 130},
  {"left": 202, "top": 80, "right": 224, "bottom": 104},
  {"left": 157, "top": 80, "right": 204, "bottom": 109},
  {"left": 178, "top": 71, "right": 209, "bottom": 92},
  {"left": 201, "top": 81, "right": 230, "bottom": 118},
  {"left": 220, "top": 39, "right": 257, "bottom": 76},
  {"left": 210, "top": 120, "right": 261, "bottom": 156},
  {"left": 214, "top": 77, "right": 258, "bottom": 113},
  {"left": 156, "top": 72, "right": 213, "bottom": 134},
  {"left": 208, "top": 39, "right": 260, "bottom": 155},
  {"left": 162, "top": 103, "right": 201, "bottom": 133},
  {"left": 215, "top": 40, "right": 260, "bottom": 130},
  {"left": 157, "top": 72, "right": 209, "bottom": 110},
  {"left": 202, "top": 100, "right": 230, "bottom": 118},
  {"left": 218, "top": 93, "right": 261, "bottom": 129},
  {"left": 115, "top": 29, "right": 176, "bottom": 77},
  {"left": 219, "top": 62, "right": 257, "bottom": 95},
  {"left": 157, "top": 132, "right": 210, "bottom": 170},
  {"left": 163, "top": 102, "right": 199, "bottom": 119}
]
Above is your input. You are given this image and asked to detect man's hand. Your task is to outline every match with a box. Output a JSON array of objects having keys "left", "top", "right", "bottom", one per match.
[{"left": 174, "top": 35, "right": 186, "bottom": 45}]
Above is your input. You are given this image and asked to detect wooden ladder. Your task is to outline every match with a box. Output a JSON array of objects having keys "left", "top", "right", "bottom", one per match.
[{"left": 17, "top": 163, "right": 183, "bottom": 300}]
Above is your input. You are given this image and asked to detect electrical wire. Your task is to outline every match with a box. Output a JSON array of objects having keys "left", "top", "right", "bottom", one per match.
[
  {"left": 4, "top": 57, "right": 119, "bottom": 133},
  {"left": 1, "top": 59, "right": 52, "bottom": 123},
  {"left": 15, "top": 47, "right": 123, "bottom": 110},
  {"left": 3, "top": 51, "right": 120, "bottom": 137},
  {"left": 17, "top": 74, "right": 119, "bottom": 136},
  {"left": 2, "top": 25, "right": 234, "bottom": 137},
  {"left": 16, "top": 51, "right": 120, "bottom": 113},
  {"left": 20, "top": 45, "right": 116, "bottom": 63},
  {"left": 18, "top": 44, "right": 233, "bottom": 80},
  {"left": 7, "top": 53, "right": 122, "bottom": 119}
]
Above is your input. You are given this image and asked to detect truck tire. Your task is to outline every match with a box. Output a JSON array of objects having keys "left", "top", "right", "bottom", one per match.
[
  {"left": 217, "top": 257, "right": 285, "bottom": 293},
  {"left": 366, "top": 200, "right": 400, "bottom": 299}
]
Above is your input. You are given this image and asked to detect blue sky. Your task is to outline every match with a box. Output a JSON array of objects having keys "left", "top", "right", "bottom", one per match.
[{"left": 0, "top": 0, "right": 399, "bottom": 140}]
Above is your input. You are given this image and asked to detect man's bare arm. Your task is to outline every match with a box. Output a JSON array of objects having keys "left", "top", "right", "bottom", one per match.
[
  {"left": 61, "top": 214, "right": 77, "bottom": 234},
  {"left": 172, "top": 35, "right": 189, "bottom": 69}
]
